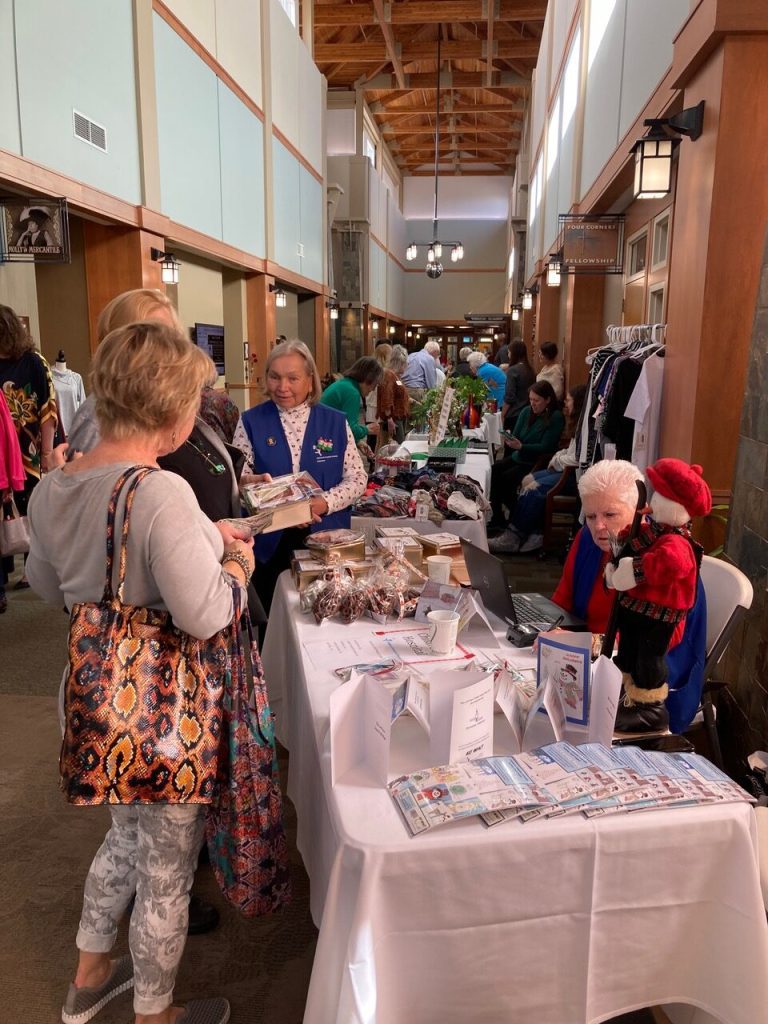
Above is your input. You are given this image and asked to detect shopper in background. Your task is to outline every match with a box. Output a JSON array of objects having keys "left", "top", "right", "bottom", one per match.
[
  {"left": 451, "top": 346, "right": 473, "bottom": 378},
  {"left": 365, "top": 343, "right": 392, "bottom": 446},
  {"left": 0, "top": 389, "right": 25, "bottom": 613},
  {"left": 536, "top": 341, "right": 565, "bottom": 400},
  {"left": 377, "top": 344, "right": 410, "bottom": 444},
  {"left": 401, "top": 339, "right": 439, "bottom": 402},
  {"left": 320, "top": 356, "right": 384, "bottom": 445},
  {"left": 467, "top": 350, "right": 506, "bottom": 407},
  {"left": 493, "top": 340, "right": 510, "bottom": 367},
  {"left": 501, "top": 340, "right": 536, "bottom": 428},
  {"left": 0, "top": 304, "right": 58, "bottom": 589},
  {"left": 27, "top": 321, "right": 249, "bottom": 1024},
  {"left": 490, "top": 383, "right": 586, "bottom": 553},
  {"left": 234, "top": 340, "right": 367, "bottom": 613},
  {"left": 488, "top": 380, "right": 564, "bottom": 533}
]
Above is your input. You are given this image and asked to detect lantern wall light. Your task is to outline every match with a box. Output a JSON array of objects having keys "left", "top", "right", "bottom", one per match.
[
  {"left": 150, "top": 247, "right": 180, "bottom": 285},
  {"left": 546, "top": 251, "right": 563, "bottom": 288},
  {"left": 269, "top": 283, "right": 288, "bottom": 307},
  {"left": 631, "top": 101, "right": 705, "bottom": 200},
  {"left": 512, "top": 306, "right": 521, "bottom": 321}
]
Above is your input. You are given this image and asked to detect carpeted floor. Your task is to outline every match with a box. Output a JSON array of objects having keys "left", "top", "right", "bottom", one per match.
[{"left": 1, "top": 555, "right": 660, "bottom": 1024}]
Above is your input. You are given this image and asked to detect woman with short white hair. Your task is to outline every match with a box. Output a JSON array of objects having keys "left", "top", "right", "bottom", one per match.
[
  {"left": 234, "top": 339, "right": 367, "bottom": 612},
  {"left": 467, "top": 350, "right": 506, "bottom": 406}
]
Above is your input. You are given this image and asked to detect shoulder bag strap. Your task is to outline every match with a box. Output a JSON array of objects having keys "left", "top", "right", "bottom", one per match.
[{"left": 102, "top": 465, "right": 156, "bottom": 602}]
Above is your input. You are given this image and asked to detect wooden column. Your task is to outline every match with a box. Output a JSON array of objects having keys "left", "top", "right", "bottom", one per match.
[
  {"left": 564, "top": 274, "right": 604, "bottom": 389},
  {"left": 314, "top": 295, "right": 330, "bottom": 376},
  {"left": 244, "top": 273, "right": 275, "bottom": 406},
  {"left": 660, "top": 4, "right": 768, "bottom": 491},
  {"left": 82, "top": 223, "right": 163, "bottom": 351},
  {"left": 536, "top": 280, "right": 560, "bottom": 351}
]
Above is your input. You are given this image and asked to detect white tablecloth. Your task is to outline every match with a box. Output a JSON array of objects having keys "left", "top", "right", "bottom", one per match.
[
  {"left": 400, "top": 437, "right": 492, "bottom": 497},
  {"left": 262, "top": 575, "right": 768, "bottom": 1024}
]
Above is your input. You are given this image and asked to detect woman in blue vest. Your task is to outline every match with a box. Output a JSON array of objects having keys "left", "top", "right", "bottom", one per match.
[{"left": 233, "top": 340, "right": 367, "bottom": 613}]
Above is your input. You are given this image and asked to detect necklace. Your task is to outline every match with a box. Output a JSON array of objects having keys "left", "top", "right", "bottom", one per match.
[{"left": 184, "top": 434, "right": 226, "bottom": 475}]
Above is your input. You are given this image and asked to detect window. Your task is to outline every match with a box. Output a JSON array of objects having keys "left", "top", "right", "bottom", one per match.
[
  {"left": 651, "top": 212, "right": 670, "bottom": 270},
  {"left": 546, "top": 97, "right": 560, "bottom": 178},
  {"left": 648, "top": 284, "right": 665, "bottom": 323},
  {"left": 277, "top": 0, "right": 296, "bottom": 26},
  {"left": 362, "top": 127, "right": 377, "bottom": 167},
  {"left": 627, "top": 232, "right": 647, "bottom": 278},
  {"left": 561, "top": 32, "right": 580, "bottom": 138}
]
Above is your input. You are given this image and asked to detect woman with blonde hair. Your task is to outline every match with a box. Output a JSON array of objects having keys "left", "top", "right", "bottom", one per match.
[
  {"left": 66, "top": 289, "right": 182, "bottom": 455},
  {"left": 233, "top": 339, "right": 367, "bottom": 612},
  {"left": 28, "top": 321, "right": 254, "bottom": 1024}
]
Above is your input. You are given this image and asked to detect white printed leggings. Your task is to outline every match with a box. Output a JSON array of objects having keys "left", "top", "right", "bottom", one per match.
[{"left": 76, "top": 803, "right": 206, "bottom": 1016}]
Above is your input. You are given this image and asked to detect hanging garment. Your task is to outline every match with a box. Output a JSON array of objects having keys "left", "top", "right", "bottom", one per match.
[
  {"left": 625, "top": 351, "right": 665, "bottom": 475},
  {"left": 52, "top": 367, "right": 86, "bottom": 438}
]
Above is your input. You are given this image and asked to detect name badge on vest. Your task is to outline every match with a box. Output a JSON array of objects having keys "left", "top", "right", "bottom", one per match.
[{"left": 267, "top": 436, "right": 277, "bottom": 446}]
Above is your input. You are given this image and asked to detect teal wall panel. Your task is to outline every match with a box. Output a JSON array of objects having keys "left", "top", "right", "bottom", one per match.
[
  {"left": 218, "top": 83, "right": 265, "bottom": 257},
  {"left": 0, "top": 0, "right": 20, "bottom": 153},
  {"left": 154, "top": 13, "right": 222, "bottom": 239},
  {"left": 272, "top": 139, "right": 301, "bottom": 275},
  {"left": 299, "top": 168, "right": 323, "bottom": 284},
  {"left": 14, "top": 0, "right": 140, "bottom": 202}
]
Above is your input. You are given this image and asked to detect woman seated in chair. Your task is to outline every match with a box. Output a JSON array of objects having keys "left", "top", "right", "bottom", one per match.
[
  {"left": 550, "top": 459, "right": 707, "bottom": 734},
  {"left": 488, "top": 380, "right": 564, "bottom": 534},
  {"left": 490, "top": 384, "right": 586, "bottom": 553}
]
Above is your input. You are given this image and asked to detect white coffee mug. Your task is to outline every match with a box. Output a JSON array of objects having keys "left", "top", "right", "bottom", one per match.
[
  {"left": 426, "top": 609, "right": 460, "bottom": 655},
  {"left": 426, "top": 554, "right": 453, "bottom": 584}
]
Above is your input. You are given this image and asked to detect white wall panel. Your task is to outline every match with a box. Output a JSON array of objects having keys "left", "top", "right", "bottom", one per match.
[
  {"left": 620, "top": 0, "right": 689, "bottom": 138},
  {"left": 580, "top": 0, "right": 626, "bottom": 201},
  {"left": 155, "top": 15, "right": 221, "bottom": 237},
  {"left": 403, "top": 176, "right": 511, "bottom": 220},
  {"left": 404, "top": 271, "right": 506, "bottom": 320},
  {"left": 0, "top": 0, "right": 20, "bottom": 153},
  {"left": 272, "top": 139, "right": 301, "bottom": 274},
  {"left": 386, "top": 257, "right": 404, "bottom": 319},
  {"left": 269, "top": 0, "right": 300, "bottom": 146},
  {"left": 15, "top": 0, "right": 141, "bottom": 203},
  {"left": 369, "top": 238, "right": 386, "bottom": 309},
  {"left": 299, "top": 168, "right": 324, "bottom": 284},
  {"left": 219, "top": 83, "right": 265, "bottom": 256},
  {"left": 551, "top": 0, "right": 578, "bottom": 91},
  {"left": 327, "top": 108, "right": 356, "bottom": 155},
  {"left": 298, "top": 46, "right": 324, "bottom": 173},
  {"left": 369, "top": 166, "right": 387, "bottom": 241},
  {"left": 163, "top": 0, "right": 217, "bottom": 53},
  {"left": 530, "top": 10, "right": 551, "bottom": 161},
  {"left": 214, "top": 0, "right": 262, "bottom": 107}
]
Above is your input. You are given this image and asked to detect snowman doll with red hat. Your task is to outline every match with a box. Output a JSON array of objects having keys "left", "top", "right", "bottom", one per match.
[{"left": 604, "top": 458, "right": 712, "bottom": 733}]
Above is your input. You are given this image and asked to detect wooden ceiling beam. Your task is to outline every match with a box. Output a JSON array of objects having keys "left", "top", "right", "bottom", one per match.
[
  {"left": 372, "top": 0, "right": 406, "bottom": 89},
  {"left": 364, "top": 69, "right": 528, "bottom": 89},
  {"left": 313, "top": 1, "right": 547, "bottom": 27},
  {"left": 314, "top": 38, "right": 539, "bottom": 62},
  {"left": 383, "top": 124, "right": 522, "bottom": 135},
  {"left": 486, "top": 0, "right": 497, "bottom": 87},
  {"left": 373, "top": 102, "right": 524, "bottom": 116},
  {"left": 406, "top": 167, "right": 515, "bottom": 175}
]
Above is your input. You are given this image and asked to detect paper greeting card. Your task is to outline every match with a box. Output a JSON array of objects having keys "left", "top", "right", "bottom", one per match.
[{"left": 536, "top": 632, "right": 592, "bottom": 726}]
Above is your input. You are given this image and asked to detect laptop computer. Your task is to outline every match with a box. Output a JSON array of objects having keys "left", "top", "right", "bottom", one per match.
[{"left": 460, "top": 539, "right": 587, "bottom": 631}]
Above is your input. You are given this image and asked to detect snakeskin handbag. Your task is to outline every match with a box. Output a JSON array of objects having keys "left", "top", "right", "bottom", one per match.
[{"left": 60, "top": 466, "right": 236, "bottom": 805}]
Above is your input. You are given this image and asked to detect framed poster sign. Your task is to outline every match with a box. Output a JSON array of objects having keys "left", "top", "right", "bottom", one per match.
[{"left": 1, "top": 197, "right": 70, "bottom": 263}]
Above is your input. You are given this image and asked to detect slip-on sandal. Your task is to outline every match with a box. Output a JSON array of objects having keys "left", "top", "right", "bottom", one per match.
[
  {"left": 61, "top": 954, "right": 134, "bottom": 1024},
  {"left": 177, "top": 998, "right": 231, "bottom": 1024}
]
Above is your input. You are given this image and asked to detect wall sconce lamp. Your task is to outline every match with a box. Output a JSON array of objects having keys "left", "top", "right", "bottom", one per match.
[
  {"left": 389, "top": 325, "right": 396, "bottom": 335},
  {"left": 522, "top": 289, "right": 533, "bottom": 311},
  {"left": 511, "top": 305, "right": 521, "bottom": 321},
  {"left": 546, "top": 251, "right": 563, "bottom": 288},
  {"left": 631, "top": 101, "right": 704, "bottom": 199},
  {"left": 326, "top": 300, "right": 339, "bottom": 320},
  {"left": 407, "top": 329, "right": 413, "bottom": 338},
  {"left": 269, "top": 283, "right": 287, "bottom": 308},
  {"left": 150, "top": 248, "right": 180, "bottom": 285},
  {"left": 371, "top": 319, "right": 379, "bottom": 330}
]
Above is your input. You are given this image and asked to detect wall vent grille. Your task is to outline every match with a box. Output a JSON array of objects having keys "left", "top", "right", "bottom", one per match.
[{"left": 73, "top": 110, "right": 107, "bottom": 152}]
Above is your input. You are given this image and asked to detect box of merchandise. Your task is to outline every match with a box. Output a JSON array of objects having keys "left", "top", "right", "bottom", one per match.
[
  {"left": 291, "top": 550, "right": 375, "bottom": 590},
  {"left": 374, "top": 535, "right": 424, "bottom": 569},
  {"left": 375, "top": 525, "right": 420, "bottom": 539},
  {"left": 305, "top": 528, "right": 367, "bottom": 564},
  {"left": 416, "top": 532, "right": 463, "bottom": 558}
]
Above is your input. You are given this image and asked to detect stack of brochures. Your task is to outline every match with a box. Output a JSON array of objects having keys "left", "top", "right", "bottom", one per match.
[{"left": 388, "top": 741, "right": 755, "bottom": 836}]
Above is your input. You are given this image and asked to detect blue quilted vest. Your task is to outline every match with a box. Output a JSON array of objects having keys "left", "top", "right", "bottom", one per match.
[{"left": 241, "top": 400, "right": 351, "bottom": 562}]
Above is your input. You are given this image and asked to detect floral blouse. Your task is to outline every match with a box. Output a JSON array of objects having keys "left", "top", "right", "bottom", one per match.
[{"left": 0, "top": 350, "right": 58, "bottom": 481}]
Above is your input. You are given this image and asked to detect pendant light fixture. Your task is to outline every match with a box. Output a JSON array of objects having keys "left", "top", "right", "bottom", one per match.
[{"left": 403, "top": 37, "right": 464, "bottom": 278}]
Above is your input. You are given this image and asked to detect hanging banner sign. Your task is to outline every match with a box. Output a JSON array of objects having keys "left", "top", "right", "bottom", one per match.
[
  {"left": 558, "top": 214, "right": 624, "bottom": 274},
  {"left": 463, "top": 313, "right": 509, "bottom": 323},
  {"left": 0, "top": 197, "right": 70, "bottom": 263}
]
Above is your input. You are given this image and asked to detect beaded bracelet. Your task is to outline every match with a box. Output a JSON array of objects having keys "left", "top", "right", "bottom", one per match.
[{"left": 222, "top": 550, "right": 253, "bottom": 582}]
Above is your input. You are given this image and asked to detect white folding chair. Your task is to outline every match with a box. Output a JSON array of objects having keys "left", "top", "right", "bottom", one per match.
[{"left": 692, "top": 555, "right": 754, "bottom": 767}]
